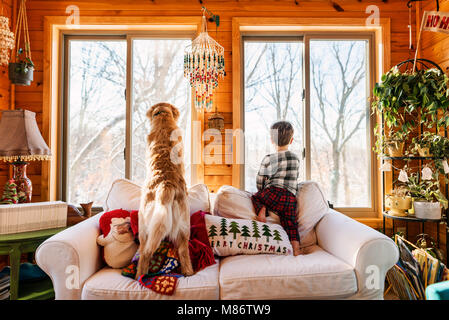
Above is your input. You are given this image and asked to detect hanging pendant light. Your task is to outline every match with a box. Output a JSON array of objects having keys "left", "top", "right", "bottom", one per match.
[
  {"left": 207, "top": 105, "right": 224, "bottom": 131},
  {"left": 184, "top": 8, "right": 225, "bottom": 111}
]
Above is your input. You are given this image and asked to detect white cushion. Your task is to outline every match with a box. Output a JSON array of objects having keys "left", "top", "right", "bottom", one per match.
[
  {"left": 205, "top": 215, "right": 293, "bottom": 256},
  {"left": 296, "top": 181, "right": 329, "bottom": 248},
  {"left": 213, "top": 185, "right": 281, "bottom": 224},
  {"left": 81, "top": 259, "right": 220, "bottom": 300},
  {"left": 213, "top": 182, "right": 329, "bottom": 248},
  {"left": 219, "top": 245, "right": 357, "bottom": 299},
  {"left": 103, "top": 179, "right": 210, "bottom": 214}
]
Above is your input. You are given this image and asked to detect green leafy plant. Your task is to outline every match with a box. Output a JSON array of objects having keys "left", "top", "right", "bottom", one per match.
[
  {"left": 409, "top": 132, "right": 449, "bottom": 175},
  {"left": 372, "top": 67, "right": 449, "bottom": 133},
  {"left": 406, "top": 173, "right": 448, "bottom": 209},
  {"left": 13, "top": 48, "right": 34, "bottom": 74},
  {"left": 373, "top": 128, "right": 407, "bottom": 157}
]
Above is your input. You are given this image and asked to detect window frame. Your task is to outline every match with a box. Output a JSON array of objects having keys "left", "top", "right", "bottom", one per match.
[
  {"left": 232, "top": 17, "right": 389, "bottom": 220},
  {"left": 60, "top": 31, "right": 199, "bottom": 205}
]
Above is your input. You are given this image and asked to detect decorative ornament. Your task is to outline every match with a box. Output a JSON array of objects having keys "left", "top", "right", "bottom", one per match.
[
  {"left": 380, "top": 161, "right": 392, "bottom": 172},
  {"left": 207, "top": 105, "right": 224, "bottom": 130},
  {"left": 0, "top": 9, "right": 14, "bottom": 66},
  {"left": 184, "top": 8, "right": 225, "bottom": 111},
  {"left": 422, "top": 166, "right": 433, "bottom": 180},
  {"left": 398, "top": 168, "right": 409, "bottom": 183},
  {"left": 0, "top": 179, "right": 18, "bottom": 204},
  {"left": 443, "top": 159, "right": 449, "bottom": 174}
]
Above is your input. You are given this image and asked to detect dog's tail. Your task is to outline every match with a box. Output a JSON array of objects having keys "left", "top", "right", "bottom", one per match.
[
  {"left": 147, "top": 183, "right": 175, "bottom": 243},
  {"left": 136, "top": 184, "right": 176, "bottom": 278}
]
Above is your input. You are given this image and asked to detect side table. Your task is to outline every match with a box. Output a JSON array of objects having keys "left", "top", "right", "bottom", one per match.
[{"left": 0, "top": 227, "right": 65, "bottom": 300}]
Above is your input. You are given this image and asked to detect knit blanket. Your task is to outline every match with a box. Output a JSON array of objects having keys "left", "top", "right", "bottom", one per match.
[{"left": 122, "top": 210, "right": 215, "bottom": 296}]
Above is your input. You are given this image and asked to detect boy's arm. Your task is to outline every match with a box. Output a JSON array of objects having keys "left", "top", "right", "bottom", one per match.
[
  {"left": 256, "top": 172, "right": 265, "bottom": 191},
  {"left": 256, "top": 155, "right": 271, "bottom": 191}
]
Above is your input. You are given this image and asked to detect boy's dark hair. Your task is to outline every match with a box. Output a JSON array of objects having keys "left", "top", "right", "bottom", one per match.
[{"left": 270, "top": 121, "right": 294, "bottom": 147}]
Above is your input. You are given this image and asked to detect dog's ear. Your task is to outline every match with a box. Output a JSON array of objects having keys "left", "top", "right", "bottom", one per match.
[{"left": 169, "top": 104, "right": 180, "bottom": 121}]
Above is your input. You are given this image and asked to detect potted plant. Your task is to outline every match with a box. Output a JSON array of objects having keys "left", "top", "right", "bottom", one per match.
[
  {"left": 409, "top": 132, "right": 449, "bottom": 174},
  {"left": 372, "top": 66, "right": 449, "bottom": 132},
  {"left": 374, "top": 130, "right": 406, "bottom": 157},
  {"left": 8, "top": 0, "right": 33, "bottom": 86},
  {"left": 410, "top": 132, "right": 434, "bottom": 157},
  {"left": 385, "top": 186, "right": 412, "bottom": 217},
  {"left": 8, "top": 48, "right": 34, "bottom": 86},
  {"left": 406, "top": 173, "right": 448, "bottom": 220}
]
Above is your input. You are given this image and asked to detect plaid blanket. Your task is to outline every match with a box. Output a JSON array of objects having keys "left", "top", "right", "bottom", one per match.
[{"left": 122, "top": 241, "right": 183, "bottom": 296}]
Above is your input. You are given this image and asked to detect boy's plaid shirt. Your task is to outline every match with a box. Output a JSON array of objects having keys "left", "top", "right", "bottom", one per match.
[{"left": 256, "top": 150, "right": 300, "bottom": 195}]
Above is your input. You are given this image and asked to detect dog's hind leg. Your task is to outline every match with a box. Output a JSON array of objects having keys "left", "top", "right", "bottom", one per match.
[
  {"left": 173, "top": 196, "right": 194, "bottom": 276},
  {"left": 175, "top": 230, "right": 194, "bottom": 276}
]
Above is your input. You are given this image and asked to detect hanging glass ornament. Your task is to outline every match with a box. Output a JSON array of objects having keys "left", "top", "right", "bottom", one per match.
[
  {"left": 0, "top": 13, "right": 14, "bottom": 66},
  {"left": 380, "top": 161, "right": 392, "bottom": 172},
  {"left": 184, "top": 9, "right": 225, "bottom": 111},
  {"left": 443, "top": 159, "right": 449, "bottom": 174},
  {"left": 422, "top": 166, "right": 433, "bottom": 180},
  {"left": 398, "top": 168, "right": 409, "bottom": 183}
]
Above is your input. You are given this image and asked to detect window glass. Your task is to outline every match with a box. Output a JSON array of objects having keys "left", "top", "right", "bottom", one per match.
[
  {"left": 309, "top": 39, "right": 370, "bottom": 207},
  {"left": 243, "top": 40, "right": 304, "bottom": 193},
  {"left": 67, "top": 40, "right": 126, "bottom": 206},
  {"left": 131, "top": 39, "right": 192, "bottom": 186}
]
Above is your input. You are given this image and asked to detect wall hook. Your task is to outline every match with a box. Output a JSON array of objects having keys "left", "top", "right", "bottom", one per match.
[{"left": 407, "top": 0, "right": 439, "bottom": 11}]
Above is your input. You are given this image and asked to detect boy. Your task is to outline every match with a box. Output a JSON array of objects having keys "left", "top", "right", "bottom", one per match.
[{"left": 251, "top": 121, "right": 301, "bottom": 256}]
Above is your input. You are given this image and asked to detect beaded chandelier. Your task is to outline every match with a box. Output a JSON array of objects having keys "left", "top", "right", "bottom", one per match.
[
  {"left": 184, "top": 10, "right": 225, "bottom": 111},
  {"left": 0, "top": 15, "right": 14, "bottom": 66}
]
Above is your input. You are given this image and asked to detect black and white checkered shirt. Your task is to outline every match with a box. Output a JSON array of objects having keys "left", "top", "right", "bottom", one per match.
[{"left": 256, "top": 150, "right": 300, "bottom": 195}]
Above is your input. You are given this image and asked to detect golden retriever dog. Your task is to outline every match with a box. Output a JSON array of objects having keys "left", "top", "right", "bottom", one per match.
[{"left": 135, "top": 102, "right": 193, "bottom": 279}]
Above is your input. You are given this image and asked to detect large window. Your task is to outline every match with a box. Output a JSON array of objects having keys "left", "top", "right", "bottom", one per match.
[
  {"left": 243, "top": 35, "right": 372, "bottom": 209},
  {"left": 63, "top": 36, "right": 192, "bottom": 206}
]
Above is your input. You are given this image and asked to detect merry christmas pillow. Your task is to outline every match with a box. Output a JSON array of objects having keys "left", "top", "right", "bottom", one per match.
[{"left": 204, "top": 215, "right": 293, "bottom": 256}]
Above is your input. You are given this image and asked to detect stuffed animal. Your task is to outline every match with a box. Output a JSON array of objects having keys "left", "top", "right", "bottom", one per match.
[{"left": 96, "top": 217, "right": 138, "bottom": 269}]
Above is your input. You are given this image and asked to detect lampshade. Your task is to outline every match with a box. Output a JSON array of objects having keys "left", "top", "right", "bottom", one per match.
[{"left": 0, "top": 109, "right": 51, "bottom": 162}]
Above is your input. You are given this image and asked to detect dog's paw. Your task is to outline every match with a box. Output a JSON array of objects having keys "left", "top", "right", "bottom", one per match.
[{"left": 181, "top": 264, "right": 194, "bottom": 276}]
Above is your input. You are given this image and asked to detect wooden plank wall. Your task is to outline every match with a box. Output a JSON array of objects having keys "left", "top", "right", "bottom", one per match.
[
  {"left": 5, "top": 0, "right": 415, "bottom": 199},
  {"left": 0, "top": 0, "right": 13, "bottom": 270},
  {"left": 0, "top": 0, "right": 13, "bottom": 198}
]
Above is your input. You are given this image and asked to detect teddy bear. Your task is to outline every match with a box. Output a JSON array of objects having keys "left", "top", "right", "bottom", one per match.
[{"left": 96, "top": 217, "right": 139, "bottom": 269}]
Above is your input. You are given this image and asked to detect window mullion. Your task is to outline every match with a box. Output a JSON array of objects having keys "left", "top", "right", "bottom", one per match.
[
  {"left": 304, "top": 34, "right": 312, "bottom": 181},
  {"left": 125, "top": 35, "right": 133, "bottom": 180}
]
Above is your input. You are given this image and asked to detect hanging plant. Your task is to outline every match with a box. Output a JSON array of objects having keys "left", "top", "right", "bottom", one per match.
[
  {"left": 8, "top": 0, "right": 33, "bottom": 86},
  {"left": 372, "top": 66, "right": 449, "bottom": 134}
]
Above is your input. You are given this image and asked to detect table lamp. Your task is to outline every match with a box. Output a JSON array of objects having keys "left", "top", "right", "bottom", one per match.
[{"left": 0, "top": 109, "right": 51, "bottom": 203}]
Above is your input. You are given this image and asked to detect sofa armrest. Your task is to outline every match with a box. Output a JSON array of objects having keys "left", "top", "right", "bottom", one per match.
[
  {"left": 315, "top": 209, "right": 399, "bottom": 300},
  {"left": 36, "top": 213, "right": 104, "bottom": 300}
]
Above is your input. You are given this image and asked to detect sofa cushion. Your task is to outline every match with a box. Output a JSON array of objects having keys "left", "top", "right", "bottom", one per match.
[
  {"left": 296, "top": 181, "right": 329, "bottom": 248},
  {"left": 213, "top": 182, "right": 329, "bottom": 248},
  {"left": 212, "top": 185, "right": 282, "bottom": 224},
  {"left": 205, "top": 215, "right": 293, "bottom": 256},
  {"left": 81, "top": 259, "right": 220, "bottom": 300},
  {"left": 103, "top": 179, "right": 210, "bottom": 214},
  {"left": 218, "top": 245, "right": 357, "bottom": 299}
]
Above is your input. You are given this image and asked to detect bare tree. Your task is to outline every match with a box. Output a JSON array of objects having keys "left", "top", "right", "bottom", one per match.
[
  {"left": 310, "top": 42, "right": 367, "bottom": 203},
  {"left": 68, "top": 40, "right": 191, "bottom": 204}
]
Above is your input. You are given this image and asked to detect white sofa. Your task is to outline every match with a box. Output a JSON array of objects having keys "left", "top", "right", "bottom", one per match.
[{"left": 36, "top": 181, "right": 398, "bottom": 300}]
